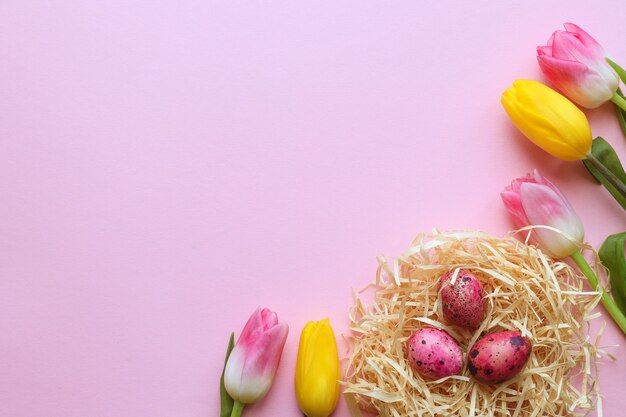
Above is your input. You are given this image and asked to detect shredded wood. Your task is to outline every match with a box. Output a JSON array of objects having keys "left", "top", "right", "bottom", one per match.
[{"left": 344, "top": 231, "right": 606, "bottom": 417}]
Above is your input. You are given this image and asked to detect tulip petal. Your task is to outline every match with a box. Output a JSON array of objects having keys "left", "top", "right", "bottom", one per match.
[
  {"left": 295, "top": 319, "right": 340, "bottom": 417},
  {"left": 502, "top": 172, "right": 543, "bottom": 229},
  {"left": 260, "top": 308, "right": 278, "bottom": 329},
  {"left": 536, "top": 55, "right": 611, "bottom": 108},
  {"left": 224, "top": 346, "right": 249, "bottom": 400},
  {"left": 501, "top": 80, "right": 592, "bottom": 160},
  {"left": 238, "top": 307, "right": 264, "bottom": 345},
  {"left": 501, "top": 190, "right": 530, "bottom": 230},
  {"left": 563, "top": 23, "right": 603, "bottom": 52},
  {"left": 238, "top": 307, "right": 281, "bottom": 347},
  {"left": 296, "top": 321, "right": 316, "bottom": 381},
  {"left": 537, "top": 45, "right": 552, "bottom": 56},
  {"left": 533, "top": 170, "right": 578, "bottom": 213},
  {"left": 537, "top": 54, "right": 590, "bottom": 84},
  {"left": 513, "top": 80, "right": 581, "bottom": 123},
  {"left": 246, "top": 322, "right": 289, "bottom": 376},
  {"left": 519, "top": 182, "right": 583, "bottom": 257},
  {"left": 502, "top": 101, "right": 589, "bottom": 160},
  {"left": 551, "top": 30, "right": 592, "bottom": 62}
]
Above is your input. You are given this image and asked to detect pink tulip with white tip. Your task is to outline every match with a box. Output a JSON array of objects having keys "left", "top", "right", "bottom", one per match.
[
  {"left": 537, "top": 23, "right": 623, "bottom": 109},
  {"left": 224, "top": 307, "right": 288, "bottom": 417},
  {"left": 501, "top": 170, "right": 583, "bottom": 258}
]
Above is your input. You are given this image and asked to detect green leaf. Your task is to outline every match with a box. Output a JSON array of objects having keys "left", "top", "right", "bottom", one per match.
[
  {"left": 616, "top": 88, "right": 626, "bottom": 138},
  {"left": 599, "top": 232, "right": 626, "bottom": 315},
  {"left": 607, "top": 58, "right": 626, "bottom": 84},
  {"left": 582, "top": 137, "right": 626, "bottom": 209},
  {"left": 220, "top": 332, "right": 236, "bottom": 417},
  {"left": 606, "top": 60, "right": 626, "bottom": 137}
]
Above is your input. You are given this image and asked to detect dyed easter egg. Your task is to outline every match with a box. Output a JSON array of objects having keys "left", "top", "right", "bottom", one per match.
[
  {"left": 407, "top": 328, "right": 463, "bottom": 379},
  {"left": 438, "top": 269, "right": 485, "bottom": 328},
  {"left": 467, "top": 331, "right": 532, "bottom": 384}
]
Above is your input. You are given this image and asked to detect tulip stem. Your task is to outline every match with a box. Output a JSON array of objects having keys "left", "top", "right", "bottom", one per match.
[
  {"left": 611, "top": 92, "right": 626, "bottom": 112},
  {"left": 570, "top": 250, "right": 626, "bottom": 336},
  {"left": 230, "top": 400, "right": 244, "bottom": 417},
  {"left": 585, "top": 152, "right": 626, "bottom": 199}
]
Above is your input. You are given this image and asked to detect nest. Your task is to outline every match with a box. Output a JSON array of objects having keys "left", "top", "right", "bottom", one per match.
[{"left": 343, "top": 231, "right": 608, "bottom": 417}]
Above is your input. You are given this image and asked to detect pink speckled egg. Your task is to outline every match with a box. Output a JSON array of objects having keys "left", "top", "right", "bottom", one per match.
[
  {"left": 438, "top": 269, "right": 485, "bottom": 328},
  {"left": 467, "top": 331, "right": 532, "bottom": 384},
  {"left": 407, "top": 328, "right": 463, "bottom": 379}
]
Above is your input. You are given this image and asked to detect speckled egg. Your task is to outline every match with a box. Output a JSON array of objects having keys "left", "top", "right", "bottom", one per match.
[
  {"left": 467, "top": 331, "right": 532, "bottom": 385},
  {"left": 438, "top": 269, "right": 485, "bottom": 328},
  {"left": 407, "top": 328, "right": 463, "bottom": 379}
]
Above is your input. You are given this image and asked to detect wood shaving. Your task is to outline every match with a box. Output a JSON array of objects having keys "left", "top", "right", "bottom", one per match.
[{"left": 344, "top": 231, "right": 605, "bottom": 417}]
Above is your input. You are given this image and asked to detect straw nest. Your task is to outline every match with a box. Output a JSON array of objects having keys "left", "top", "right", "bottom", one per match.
[{"left": 344, "top": 231, "right": 608, "bottom": 417}]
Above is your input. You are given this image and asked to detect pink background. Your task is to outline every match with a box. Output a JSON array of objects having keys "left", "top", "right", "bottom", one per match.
[{"left": 1, "top": 1, "right": 625, "bottom": 416}]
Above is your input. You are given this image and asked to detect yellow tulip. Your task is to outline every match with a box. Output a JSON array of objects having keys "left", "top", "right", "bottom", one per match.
[
  {"left": 295, "top": 319, "right": 341, "bottom": 417},
  {"left": 501, "top": 79, "right": 592, "bottom": 161}
]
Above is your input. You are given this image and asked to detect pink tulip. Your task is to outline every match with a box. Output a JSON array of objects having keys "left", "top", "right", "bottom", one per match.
[
  {"left": 537, "top": 23, "right": 619, "bottom": 108},
  {"left": 224, "top": 307, "right": 288, "bottom": 404},
  {"left": 501, "top": 170, "right": 584, "bottom": 258}
]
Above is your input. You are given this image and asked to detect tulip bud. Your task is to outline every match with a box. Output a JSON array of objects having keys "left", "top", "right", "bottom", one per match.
[
  {"left": 501, "top": 80, "right": 592, "bottom": 161},
  {"left": 224, "top": 307, "right": 288, "bottom": 406},
  {"left": 537, "top": 23, "right": 619, "bottom": 109},
  {"left": 501, "top": 170, "right": 584, "bottom": 258},
  {"left": 295, "top": 319, "right": 341, "bottom": 417}
]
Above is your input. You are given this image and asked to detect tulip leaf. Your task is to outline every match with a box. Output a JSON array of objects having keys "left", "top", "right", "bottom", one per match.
[
  {"left": 607, "top": 58, "right": 626, "bottom": 85},
  {"left": 220, "top": 332, "right": 235, "bottom": 417},
  {"left": 616, "top": 88, "right": 626, "bottom": 138},
  {"left": 582, "top": 137, "right": 626, "bottom": 210},
  {"left": 606, "top": 60, "right": 626, "bottom": 137},
  {"left": 599, "top": 232, "right": 626, "bottom": 315}
]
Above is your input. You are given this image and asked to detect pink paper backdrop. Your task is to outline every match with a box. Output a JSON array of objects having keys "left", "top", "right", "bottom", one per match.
[{"left": 1, "top": 1, "right": 625, "bottom": 416}]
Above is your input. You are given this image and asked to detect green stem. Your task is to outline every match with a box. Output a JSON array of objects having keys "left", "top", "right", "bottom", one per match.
[
  {"left": 611, "top": 92, "right": 626, "bottom": 112},
  {"left": 586, "top": 152, "right": 626, "bottom": 199},
  {"left": 230, "top": 400, "right": 245, "bottom": 417},
  {"left": 570, "top": 250, "right": 626, "bottom": 335}
]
